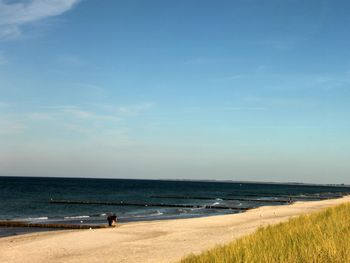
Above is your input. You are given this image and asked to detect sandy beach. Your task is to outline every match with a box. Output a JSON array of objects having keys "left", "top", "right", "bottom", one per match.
[{"left": 1, "top": 195, "right": 349, "bottom": 263}]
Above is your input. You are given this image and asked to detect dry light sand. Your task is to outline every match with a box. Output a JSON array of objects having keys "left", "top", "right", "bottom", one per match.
[{"left": 1, "top": 195, "right": 349, "bottom": 263}]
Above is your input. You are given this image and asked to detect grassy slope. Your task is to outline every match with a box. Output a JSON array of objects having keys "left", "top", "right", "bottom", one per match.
[{"left": 180, "top": 203, "right": 350, "bottom": 263}]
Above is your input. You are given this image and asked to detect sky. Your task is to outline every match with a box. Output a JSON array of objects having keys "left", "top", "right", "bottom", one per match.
[{"left": 0, "top": 0, "right": 349, "bottom": 183}]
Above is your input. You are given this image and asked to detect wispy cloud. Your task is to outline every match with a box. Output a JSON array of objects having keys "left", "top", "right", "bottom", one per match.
[
  {"left": 257, "top": 38, "right": 298, "bottom": 50},
  {"left": 0, "top": 118, "right": 25, "bottom": 134},
  {"left": 0, "top": 25, "right": 20, "bottom": 40},
  {"left": 1, "top": 102, "right": 153, "bottom": 142},
  {"left": 241, "top": 96, "right": 320, "bottom": 110},
  {"left": 70, "top": 82, "right": 102, "bottom": 90},
  {"left": 0, "top": 0, "right": 80, "bottom": 40},
  {"left": 33, "top": 103, "right": 153, "bottom": 122},
  {"left": 212, "top": 66, "right": 266, "bottom": 82},
  {"left": 27, "top": 105, "right": 121, "bottom": 123},
  {"left": 59, "top": 105, "right": 120, "bottom": 121},
  {"left": 184, "top": 57, "right": 212, "bottom": 65},
  {"left": 212, "top": 74, "right": 246, "bottom": 82},
  {"left": 28, "top": 112, "right": 53, "bottom": 120},
  {"left": 57, "top": 54, "right": 87, "bottom": 66},
  {"left": 183, "top": 106, "right": 267, "bottom": 113},
  {"left": 69, "top": 82, "right": 107, "bottom": 98},
  {"left": 117, "top": 103, "right": 154, "bottom": 115}
]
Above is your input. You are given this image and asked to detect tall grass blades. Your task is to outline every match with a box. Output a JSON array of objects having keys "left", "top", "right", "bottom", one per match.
[{"left": 180, "top": 203, "right": 350, "bottom": 263}]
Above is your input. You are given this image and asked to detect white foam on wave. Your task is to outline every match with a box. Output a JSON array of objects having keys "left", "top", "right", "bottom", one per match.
[
  {"left": 211, "top": 202, "right": 220, "bottom": 206},
  {"left": 26, "top": 217, "right": 48, "bottom": 220},
  {"left": 152, "top": 210, "right": 163, "bottom": 216},
  {"left": 131, "top": 210, "right": 164, "bottom": 218},
  {"left": 190, "top": 206, "right": 205, "bottom": 211},
  {"left": 64, "top": 215, "right": 90, "bottom": 219}
]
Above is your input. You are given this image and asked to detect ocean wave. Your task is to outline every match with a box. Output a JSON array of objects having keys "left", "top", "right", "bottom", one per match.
[
  {"left": 148, "top": 210, "right": 163, "bottom": 216},
  {"left": 211, "top": 202, "right": 220, "bottom": 206},
  {"left": 64, "top": 215, "right": 90, "bottom": 219},
  {"left": 131, "top": 210, "right": 164, "bottom": 218},
  {"left": 89, "top": 213, "right": 107, "bottom": 217},
  {"left": 26, "top": 217, "right": 48, "bottom": 220},
  {"left": 190, "top": 206, "right": 205, "bottom": 211}
]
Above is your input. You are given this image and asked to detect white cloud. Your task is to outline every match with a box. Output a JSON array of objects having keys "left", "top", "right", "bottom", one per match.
[
  {"left": 0, "top": 0, "right": 80, "bottom": 40},
  {"left": 28, "top": 112, "right": 53, "bottom": 120},
  {"left": 40, "top": 103, "right": 153, "bottom": 122},
  {"left": 60, "top": 106, "right": 120, "bottom": 121},
  {"left": 258, "top": 39, "right": 294, "bottom": 50},
  {"left": 26, "top": 105, "right": 122, "bottom": 124},
  {"left": 1, "top": 103, "right": 152, "bottom": 141},
  {"left": 212, "top": 74, "right": 246, "bottom": 82},
  {"left": 71, "top": 82, "right": 102, "bottom": 90},
  {"left": 117, "top": 103, "right": 154, "bottom": 115},
  {"left": 0, "top": 118, "right": 25, "bottom": 134},
  {"left": 0, "top": 24, "right": 20, "bottom": 40},
  {"left": 184, "top": 57, "right": 211, "bottom": 65},
  {"left": 57, "top": 54, "right": 87, "bottom": 66},
  {"left": 181, "top": 106, "right": 266, "bottom": 114}
]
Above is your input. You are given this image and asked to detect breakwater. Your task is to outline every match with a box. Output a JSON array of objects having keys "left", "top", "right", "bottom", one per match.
[
  {"left": 49, "top": 199, "right": 252, "bottom": 210},
  {"left": 0, "top": 221, "right": 109, "bottom": 229}
]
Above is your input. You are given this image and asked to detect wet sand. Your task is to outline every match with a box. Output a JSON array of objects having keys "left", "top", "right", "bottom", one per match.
[{"left": 0, "top": 195, "right": 349, "bottom": 263}]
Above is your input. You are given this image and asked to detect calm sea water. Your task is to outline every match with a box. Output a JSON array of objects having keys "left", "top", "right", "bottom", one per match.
[{"left": 1, "top": 177, "right": 349, "bottom": 236}]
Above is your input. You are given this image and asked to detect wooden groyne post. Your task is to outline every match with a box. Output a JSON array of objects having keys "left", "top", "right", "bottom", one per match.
[
  {"left": 0, "top": 221, "right": 110, "bottom": 229},
  {"left": 49, "top": 199, "right": 252, "bottom": 211}
]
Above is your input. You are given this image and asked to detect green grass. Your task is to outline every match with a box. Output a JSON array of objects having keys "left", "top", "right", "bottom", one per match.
[{"left": 180, "top": 203, "right": 350, "bottom": 263}]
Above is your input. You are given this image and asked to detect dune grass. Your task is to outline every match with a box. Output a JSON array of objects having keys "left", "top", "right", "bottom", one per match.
[{"left": 180, "top": 203, "right": 350, "bottom": 263}]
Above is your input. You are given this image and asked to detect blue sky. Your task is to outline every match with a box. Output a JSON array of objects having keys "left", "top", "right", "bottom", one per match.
[{"left": 0, "top": 0, "right": 349, "bottom": 183}]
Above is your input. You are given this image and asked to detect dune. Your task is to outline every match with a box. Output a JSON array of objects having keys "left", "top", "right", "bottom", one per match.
[{"left": 1, "top": 195, "right": 349, "bottom": 263}]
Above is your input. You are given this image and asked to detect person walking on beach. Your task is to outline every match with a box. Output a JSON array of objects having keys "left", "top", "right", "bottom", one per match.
[{"left": 107, "top": 213, "right": 117, "bottom": 226}]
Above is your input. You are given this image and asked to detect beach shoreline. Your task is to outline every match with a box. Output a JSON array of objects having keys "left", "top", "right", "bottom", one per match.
[{"left": 1, "top": 195, "right": 349, "bottom": 263}]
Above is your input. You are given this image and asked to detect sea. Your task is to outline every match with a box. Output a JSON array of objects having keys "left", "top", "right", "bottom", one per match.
[{"left": 1, "top": 176, "right": 349, "bottom": 237}]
